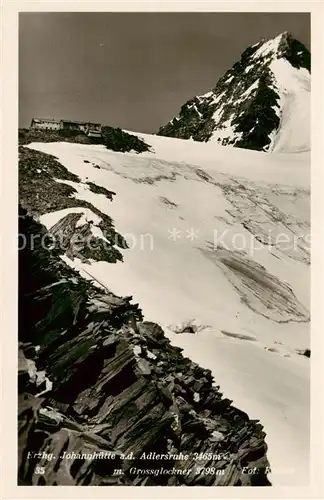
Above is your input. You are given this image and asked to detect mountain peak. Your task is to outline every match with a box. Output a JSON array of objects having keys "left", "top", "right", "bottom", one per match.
[
  {"left": 158, "top": 33, "right": 310, "bottom": 153},
  {"left": 241, "top": 31, "right": 309, "bottom": 70},
  {"left": 271, "top": 30, "right": 291, "bottom": 43}
]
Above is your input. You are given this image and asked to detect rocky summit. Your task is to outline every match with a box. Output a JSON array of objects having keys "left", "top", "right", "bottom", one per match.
[{"left": 158, "top": 32, "right": 310, "bottom": 152}]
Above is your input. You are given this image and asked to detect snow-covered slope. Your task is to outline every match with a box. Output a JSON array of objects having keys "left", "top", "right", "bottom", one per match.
[
  {"left": 158, "top": 32, "right": 310, "bottom": 153},
  {"left": 269, "top": 58, "right": 310, "bottom": 153},
  {"left": 26, "top": 133, "right": 310, "bottom": 486}
]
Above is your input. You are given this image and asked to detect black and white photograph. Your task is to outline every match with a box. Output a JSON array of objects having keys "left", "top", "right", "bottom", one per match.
[{"left": 1, "top": 5, "right": 320, "bottom": 494}]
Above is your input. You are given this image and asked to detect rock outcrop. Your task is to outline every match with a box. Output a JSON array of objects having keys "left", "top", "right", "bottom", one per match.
[{"left": 19, "top": 146, "right": 128, "bottom": 264}]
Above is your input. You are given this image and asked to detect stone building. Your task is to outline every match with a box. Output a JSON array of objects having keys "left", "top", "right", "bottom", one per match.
[
  {"left": 30, "top": 118, "right": 61, "bottom": 131},
  {"left": 30, "top": 118, "right": 102, "bottom": 137}
]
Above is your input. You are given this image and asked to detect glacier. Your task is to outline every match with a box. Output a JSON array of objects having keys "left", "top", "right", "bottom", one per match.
[{"left": 27, "top": 131, "right": 310, "bottom": 486}]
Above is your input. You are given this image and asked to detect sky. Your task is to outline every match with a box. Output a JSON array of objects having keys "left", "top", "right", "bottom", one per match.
[{"left": 19, "top": 12, "right": 310, "bottom": 133}]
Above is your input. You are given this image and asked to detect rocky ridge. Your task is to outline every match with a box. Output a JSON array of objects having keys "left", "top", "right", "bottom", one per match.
[
  {"left": 19, "top": 145, "right": 129, "bottom": 264},
  {"left": 19, "top": 125, "right": 151, "bottom": 153}
]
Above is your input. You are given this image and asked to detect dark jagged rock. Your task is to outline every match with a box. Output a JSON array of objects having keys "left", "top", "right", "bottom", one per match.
[
  {"left": 18, "top": 207, "right": 271, "bottom": 486},
  {"left": 96, "top": 126, "right": 151, "bottom": 153},
  {"left": 296, "top": 348, "right": 310, "bottom": 358},
  {"left": 86, "top": 181, "right": 116, "bottom": 200}
]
